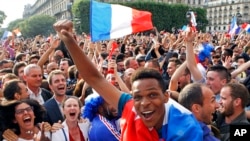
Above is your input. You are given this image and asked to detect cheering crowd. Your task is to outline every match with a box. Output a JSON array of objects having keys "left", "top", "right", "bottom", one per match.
[{"left": 0, "top": 19, "right": 250, "bottom": 141}]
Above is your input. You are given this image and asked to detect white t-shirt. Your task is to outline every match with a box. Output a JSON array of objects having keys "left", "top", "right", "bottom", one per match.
[{"left": 3, "top": 131, "right": 51, "bottom": 141}]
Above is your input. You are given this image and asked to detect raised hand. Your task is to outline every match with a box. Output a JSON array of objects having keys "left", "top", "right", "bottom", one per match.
[
  {"left": 42, "top": 122, "right": 52, "bottom": 132},
  {"left": 50, "top": 120, "right": 64, "bottom": 133},
  {"left": 50, "top": 36, "right": 60, "bottom": 50},
  {"left": 33, "top": 122, "right": 50, "bottom": 141},
  {"left": 53, "top": 20, "right": 74, "bottom": 43},
  {"left": 2, "top": 129, "right": 18, "bottom": 141},
  {"left": 184, "top": 27, "right": 197, "bottom": 43}
]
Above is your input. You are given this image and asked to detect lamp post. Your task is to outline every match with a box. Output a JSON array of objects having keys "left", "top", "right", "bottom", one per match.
[
  {"left": 236, "top": 11, "right": 242, "bottom": 25},
  {"left": 74, "top": 17, "right": 81, "bottom": 34},
  {"left": 186, "top": 9, "right": 192, "bottom": 24},
  {"left": 67, "top": 1, "right": 74, "bottom": 21}
]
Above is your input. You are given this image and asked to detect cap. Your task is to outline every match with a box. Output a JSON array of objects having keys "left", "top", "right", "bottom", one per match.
[
  {"left": 136, "top": 55, "right": 146, "bottom": 62},
  {"left": 102, "top": 60, "right": 108, "bottom": 68},
  {"left": 214, "top": 46, "right": 221, "bottom": 51}
]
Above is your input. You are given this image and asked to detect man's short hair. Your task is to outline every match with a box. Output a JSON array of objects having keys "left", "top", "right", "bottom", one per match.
[
  {"left": 24, "top": 64, "right": 41, "bottom": 76},
  {"left": 2, "top": 73, "right": 18, "bottom": 84},
  {"left": 168, "top": 58, "right": 182, "bottom": 65},
  {"left": 124, "top": 57, "right": 136, "bottom": 69},
  {"left": 78, "top": 41, "right": 84, "bottom": 46},
  {"left": 47, "top": 70, "right": 65, "bottom": 85},
  {"left": 0, "top": 68, "right": 13, "bottom": 74},
  {"left": 3, "top": 79, "right": 23, "bottom": 100},
  {"left": 68, "top": 65, "right": 77, "bottom": 80},
  {"left": 15, "top": 53, "right": 26, "bottom": 62},
  {"left": 223, "top": 48, "right": 233, "bottom": 57},
  {"left": 60, "top": 58, "right": 73, "bottom": 66},
  {"left": 224, "top": 83, "right": 250, "bottom": 108},
  {"left": 0, "top": 60, "right": 9, "bottom": 68},
  {"left": 131, "top": 68, "right": 166, "bottom": 92},
  {"left": 13, "top": 62, "right": 27, "bottom": 76},
  {"left": 116, "top": 53, "right": 125, "bottom": 62},
  {"left": 28, "top": 54, "right": 40, "bottom": 63},
  {"left": 207, "top": 65, "right": 231, "bottom": 83},
  {"left": 136, "top": 55, "right": 146, "bottom": 64},
  {"left": 178, "top": 83, "right": 204, "bottom": 110}
]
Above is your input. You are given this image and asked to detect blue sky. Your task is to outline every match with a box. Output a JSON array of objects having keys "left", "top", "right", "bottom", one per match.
[{"left": 0, "top": 0, "right": 36, "bottom": 27}]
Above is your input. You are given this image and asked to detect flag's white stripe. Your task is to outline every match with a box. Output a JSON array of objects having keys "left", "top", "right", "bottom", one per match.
[{"left": 110, "top": 5, "right": 133, "bottom": 39}]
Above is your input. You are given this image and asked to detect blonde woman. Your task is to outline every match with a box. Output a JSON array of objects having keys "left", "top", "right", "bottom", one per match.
[{"left": 52, "top": 96, "right": 90, "bottom": 141}]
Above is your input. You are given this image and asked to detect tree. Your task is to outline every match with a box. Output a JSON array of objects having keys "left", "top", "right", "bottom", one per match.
[
  {"left": 7, "top": 19, "right": 25, "bottom": 31},
  {"left": 0, "top": 10, "right": 7, "bottom": 28},
  {"left": 72, "top": 0, "right": 89, "bottom": 34},
  {"left": 73, "top": 0, "right": 208, "bottom": 33},
  {"left": 18, "top": 15, "right": 56, "bottom": 38}
]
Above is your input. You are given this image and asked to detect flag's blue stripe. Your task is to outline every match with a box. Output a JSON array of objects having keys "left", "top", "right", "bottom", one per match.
[
  {"left": 91, "top": 1, "right": 112, "bottom": 42},
  {"left": 235, "top": 26, "right": 241, "bottom": 34},
  {"left": 230, "top": 16, "right": 237, "bottom": 31},
  {"left": 247, "top": 28, "right": 250, "bottom": 33},
  {"left": 165, "top": 105, "right": 203, "bottom": 141},
  {"left": 182, "top": 25, "right": 187, "bottom": 31},
  {"left": 1, "top": 30, "right": 8, "bottom": 40}
]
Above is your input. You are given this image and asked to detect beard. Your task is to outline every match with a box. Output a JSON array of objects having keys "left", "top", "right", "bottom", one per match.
[
  {"left": 102, "top": 105, "right": 118, "bottom": 120},
  {"left": 221, "top": 102, "right": 234, "bottom": 117},
  {"left": 104, "top": 109, "right": 117, "bottom": 120}
]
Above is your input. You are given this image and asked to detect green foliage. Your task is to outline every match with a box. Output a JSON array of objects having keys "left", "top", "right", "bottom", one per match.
[
  {"left": 73, "top": 0, "right": 90, "bottom": 34},
  {"left": 7, "top": 19, "right": 25, "bottom": 31},
  {"left": 19, "top": 15, "right": 56, "bottom": 37},
  {"left": 73, "top": 0, "right": 207, "bottom": 34},
  {"left": 0, "top": 10, "right": 7, "bottom": 27},
  {"left": 5, "top": 15, "right": 56, "bottom": 38},
  {"left": 195, "top": 8, "right": 208, "bottom": 32},
  {"left": 0, "top": 28, "right": 4, "bottom": 37}
]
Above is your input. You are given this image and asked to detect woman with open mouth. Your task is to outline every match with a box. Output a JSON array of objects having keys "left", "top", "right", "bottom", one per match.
[
  {"left": 0, "top": 99, "right": 51, "bottom": 141},
  {"left": 52, "top": 96, "right": 90, "bottom": 141}
]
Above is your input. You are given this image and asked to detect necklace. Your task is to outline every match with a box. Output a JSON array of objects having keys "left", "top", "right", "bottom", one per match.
[{"left": 25, "top": 130, "right": 34, "bottom": 135}]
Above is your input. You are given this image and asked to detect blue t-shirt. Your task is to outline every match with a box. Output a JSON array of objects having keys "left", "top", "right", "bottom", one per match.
[{"left": 88, "top": 115, "right": 121, "bottom": 141}]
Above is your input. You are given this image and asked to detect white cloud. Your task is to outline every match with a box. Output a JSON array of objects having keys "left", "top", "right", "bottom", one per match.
[{"left": 0, "top": 0, "right": 36, "bottom": 28}]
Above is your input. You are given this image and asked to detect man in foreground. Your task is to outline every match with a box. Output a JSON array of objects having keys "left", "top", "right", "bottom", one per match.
[
  {"left": 178, "top": 83, "right": 220, "bottom": 140},
  {"left": 53, "top": 19, "right": 202, "bottom": 141}
]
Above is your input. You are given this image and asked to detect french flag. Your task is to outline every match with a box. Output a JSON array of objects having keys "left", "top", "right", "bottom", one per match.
[
  {"left": 1, "top": 30, "right": 12, "bottom": 40},
  {"left": 181, "top": 25, "right": 188, "bottom": 32},
  {"left": 228, "top": 16, "right": 238, "bottom": 37},
  {"left": 190, "top": 11, "right": 197, "bottom": 31},
  {"left": 241, "top": 23, "right": 250, "bottom": 33},
  {"left": 90, "top": 0, "right": 153, "bottom": 42},
  {"left": 13, "top": 28, "right": 22, "bottom": 37}
]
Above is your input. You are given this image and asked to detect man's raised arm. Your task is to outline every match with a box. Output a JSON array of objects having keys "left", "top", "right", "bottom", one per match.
[{"left": 53, "top": 20, "right": 122, "bottom": 109}]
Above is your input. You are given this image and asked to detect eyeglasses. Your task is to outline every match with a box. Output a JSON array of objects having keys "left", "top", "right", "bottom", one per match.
[{"left": 15, "top": 106, "right": 33, "bottom": 115}]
